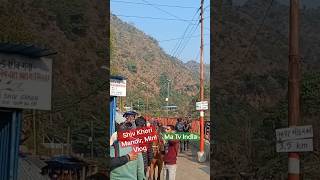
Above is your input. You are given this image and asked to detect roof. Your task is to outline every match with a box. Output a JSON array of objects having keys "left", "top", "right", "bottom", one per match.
[
  {"left": 123, "top": 111, "right": 138, "bottom": 117},
  {"left": 0, "top": 42, "right": 57, "bottom": 58},
  {"left": 44, "top": 155, "right": 88, "bottom": 169},
  {"left": 110, "top": 75, "right": 126, "bottom": 80}
]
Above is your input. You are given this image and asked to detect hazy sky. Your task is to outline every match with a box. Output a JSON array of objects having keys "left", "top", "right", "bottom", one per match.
[{"left": 111, "top": 0, "right": 210, "bottom": 64}]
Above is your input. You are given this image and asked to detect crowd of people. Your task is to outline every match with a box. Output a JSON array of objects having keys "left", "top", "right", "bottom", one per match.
[{"left": 110, "top": 109, "right": 192, "bottom": 180}]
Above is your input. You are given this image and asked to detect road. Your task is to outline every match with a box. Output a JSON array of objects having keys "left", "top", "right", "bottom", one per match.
[
  {"left": 175, "top": 147, "right": 210, "bottom": 180},
  {"left": 150, "top": 143, "right": 210, "bottom": 180}
]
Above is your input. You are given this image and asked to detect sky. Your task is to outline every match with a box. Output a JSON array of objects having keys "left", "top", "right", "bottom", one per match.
[{"left": 111, "top": 0, "right": 210, "bottom": 64}]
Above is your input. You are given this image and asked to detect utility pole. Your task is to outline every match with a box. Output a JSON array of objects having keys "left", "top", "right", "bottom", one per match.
[
  {"left": 90, "top": 114, "right": 97, "bottom": 160},
  {"left": 197, "top": 0, "right": 206, "bottom": 162},
  {"left": 140, "top": 82, "right": 150, "bottom": 114},
  {"left": 166, "top": 79, "right": 171, "bottom": 117},
  {"left": 288, "top": 0, "right": 300, "bottom": 179},
  {"left": 146, "top": 96, "right": 149, "bottom": 112},
  {"left": 91, "top": 119, "right": 93, "bottom": 159},
  {"left": 218, "top": 0, "right": 222, "bottom": 33},
  {"left": 67, "top": 126, "right": 71, "bottom": 155},
  {"left": 33, "top": 109, "right": 37, "bottom": 155}
]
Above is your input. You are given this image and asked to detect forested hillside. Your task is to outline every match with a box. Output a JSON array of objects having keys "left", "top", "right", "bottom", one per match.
[
  {"left": 212, "top": 0, "right": 320, "bottom": 178},
  {"left": 110, "top": 14, "right": 210, "bottom": 118},
  {"left": 0, "top": 0, "right": 108, "bottom": 168}
]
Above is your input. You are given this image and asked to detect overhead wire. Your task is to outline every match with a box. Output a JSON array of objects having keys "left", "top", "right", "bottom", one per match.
[
  {"left": 111, "top": 0, "right": 197, "bottom": 9},
  {"left": 175, "top": 22, "right": 200, "bottom": 60},
  {"left": 53, "top": 80, "right": 108, "bottom": 113},
  {"left": 170, "top": 8, "right": 200, "bottom": 57},
  {"left": 113, "top": 14, "right": 198, "bottom": 22},
  {"left": 158, "top": 34, "right": 209, "bottom": 42},
  {"left": 138, "top": 0, "right": 202, "bottom": 60},
  {"left": 140, "top": 0, "right": 187, "bottom": 21},
  {"left": 241, "top": 0, "right": 274, "bottom": 61},
  {"left": 172, "top": 3, "right": 210, "bottom": 60},
  {"left": 172, "top": 19, "right": 200, "bottom": 58},
  {"left": 112, "top": 0, "right": 209, "bottom": 92},
  {"left": 204, "top": 4, "right": 210, "bottom": 11},
  {"left": 217, "top": 0, "right": 274, "bottom": 64},
  {"left": 110, "top": 26, "right": 209, "bottom": 42},
  {"left": 173, "top": 6, "right": 210, "bottom": 60}
]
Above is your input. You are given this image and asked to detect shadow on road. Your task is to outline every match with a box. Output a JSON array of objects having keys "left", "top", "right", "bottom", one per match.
[{"left": 199, "top": 166, "right": 210, "bottom": 175}]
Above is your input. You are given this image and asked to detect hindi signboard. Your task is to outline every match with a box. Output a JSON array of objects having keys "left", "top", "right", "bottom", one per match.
[
  {"left": 110, "top": 79, "right": 126, "bottom": 97},
  {"left": 196, "top": 101, "right": 208, "bottom": 111},
  {"left": 276, "top": 138, "right": 313, "bottom": 152},
  {"left": 276, "top": 125, "right": 313, "bottom": 141},
  {"left": 0, "top": 54, "right": 52, "bottom": 110}
]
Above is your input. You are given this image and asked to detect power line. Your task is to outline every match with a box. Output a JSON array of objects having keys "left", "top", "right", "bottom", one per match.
[
  {"left": 53, "top": 77, "right": 109, "bottom": 112},
  {"left": 189, "top": 43, "right": 209, "bottom": 63},
  {"left": 218, "top": 0, "right": 274, "bottom": 64},
  {"left": 171, "top": 20, "right": 200, "bottom": 85},
  {"left": 241, "top": 0, "right": 274, "bottom": 61},
  {"left": 194, "top": 49, "right": 201, "bottom": 61},
  {"left": 111, "top": 27, "right": 209, "bottom": 43},
  {"left": 172, "top": 20, "right": 200, "bottom": 57},
  {"left": 140, "top": 0, "right": 185, "bottom": 21},
  {"left": 111, "top": 0, "right": 198, "bottom": 9},
  {"left": 175, "top": 23, "right": 200, "bottom": 59},
  {"left": 113, "top": 14, "right": 198, "bottom": 22},
  {"left": 158, "top": 34, "right": 209, "bottom": 42},
  {"left": 170, "top": 8, "right": 200, "bottom": 57},
  {"left": 204, "top": 4, "right": 210, "bottom": 11}
]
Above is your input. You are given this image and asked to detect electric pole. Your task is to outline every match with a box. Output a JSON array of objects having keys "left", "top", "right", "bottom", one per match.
[
  {"left": 90, "top": 114, "right": 97, "bottom": 159},
  {"left": 197, "top": 0, "right": 206, "bottom": 162},
  {"left": 146, "top": 96, "right": 149, "bottom": 112},
  {"left": 91, "top": 119, "right": 93, "bottom": 159},
  {"left": 288, "top": 0, "right": 300, "bottom": 179},
  {"left": 33, "top": 109, "right": 37, "bottom": 155},
  {"left": 166, "top": 79, "right": 171, "bottom": 117}
]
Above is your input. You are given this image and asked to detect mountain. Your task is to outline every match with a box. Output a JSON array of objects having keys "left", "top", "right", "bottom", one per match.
[
  {"left": 0, "top": 0, "right": 108, "bottom": 169},
  {"left": 184, "top": 61, "right": 210, "bottom": 82},
  {"left": 212, "top": 0, "right": 320, "bottom": 178},
  {"left": 111, "top": 14, "right": 210, "bottom": 118}
]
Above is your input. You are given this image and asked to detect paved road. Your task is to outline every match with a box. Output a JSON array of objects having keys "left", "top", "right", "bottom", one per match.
[
  {"left": 175, "top": 148, "right": 210, "bottom": 180},
  {"left": 150, "top": 145, "right": 210, "bottom": 180}
]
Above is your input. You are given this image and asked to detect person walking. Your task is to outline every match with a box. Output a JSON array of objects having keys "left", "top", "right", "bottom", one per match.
[
  {"left": 163, "top": 125, "right": 179, "bottom": 180},
  {"left": 135, "top": 116, "right": 154, "bottom": 177},
  {"left": 123, "top": 111, "right": 138, "bottom": 129},
  {"left": 175, "top": 118, "right": 185, "bottom": 152},
  {"left": 110, "top": 110, "right": 138, "bottom": 170},
  {"left": 183, "top": 120, "right": 191, "bottom": 151},
  {"left": 110, "top": 111, "right": 145, "bottom": 180}
]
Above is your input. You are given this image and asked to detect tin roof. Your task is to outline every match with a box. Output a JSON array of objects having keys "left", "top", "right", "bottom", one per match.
[
  {"left": 44, "top": 155, "right": 88, "bottom": 169},
  {"left": 110, "top": 75, "right": 126, "bottom": 80},
  {"left": 0, "top": 42, "right": 57, "bottom": 58}
]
